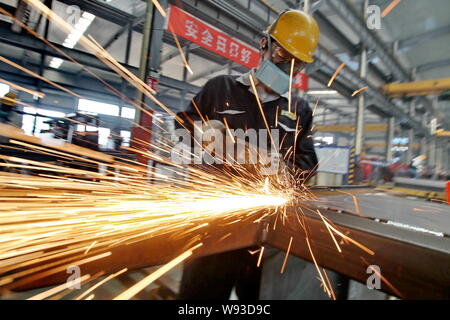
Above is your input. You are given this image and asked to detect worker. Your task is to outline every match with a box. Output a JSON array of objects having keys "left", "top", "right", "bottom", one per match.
[
  {"left": 177, "top": 9, "right": 320, "bottom": 300},
  {"left": 0, "top": 91, "right": 18, "bottom": 124}
]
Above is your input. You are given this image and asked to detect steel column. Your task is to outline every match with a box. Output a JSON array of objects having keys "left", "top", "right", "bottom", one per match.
[
  {"left": 435, "top": 143, "right": 443, "bottom": 172},
  {"left": 420, "top": 137, "right": 427, "bottom": 158},
  {"left": 179, "top": 44, "right": 191, "bottom": 111},
  {"left": 303, "top": 0, "right": 311, "bottom": 13},
  {"left": 406, "top": 129, "right": 414, "bottom": 163},
  {"left": 125, "top": 22, "right": 133, "bottom": 65},
  {"left": 355, "top": 1, "right": 369, "bottom": 155},
  {"left": 445, "top": 144, "right": 450, "bottom": 172},
  {"left": 324, "top": 0, "right": 447, "bottom": 131},
  {"left": 135, "top": 1, "right": 155, "bottom": 125},
  {"left": 386, "top": 117, "right": 395, "bottom": 163},
  {"left": 429, "top": 139, "right": 436, "bottom": 168}
]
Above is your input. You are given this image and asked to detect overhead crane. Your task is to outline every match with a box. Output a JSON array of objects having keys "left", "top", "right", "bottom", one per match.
[{"left": 383, "top": 77, "right": 450, "bottom": 98}]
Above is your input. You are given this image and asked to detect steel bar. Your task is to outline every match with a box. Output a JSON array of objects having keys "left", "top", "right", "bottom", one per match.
[
  {"left": 266, "top": 205, "right": 450, "bottom": 300},
  {"left": 7, "top": 188, "right": 450, "bottom": 299}
]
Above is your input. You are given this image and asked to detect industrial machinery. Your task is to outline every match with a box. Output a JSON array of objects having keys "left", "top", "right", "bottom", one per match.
[{"left": 44, "top": 112, "right": 101, "bottom": 151}]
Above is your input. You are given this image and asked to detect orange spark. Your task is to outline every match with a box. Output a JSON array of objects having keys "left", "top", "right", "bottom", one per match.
[
  {"left": 113, "top": 243, "right": 202, "bottom": 300},
  {"left": 280, "top": 236, "right": 293, "bottom": 274},
  {"left": 382, "top": 0, "right": 401, "bottom": 18},
  {"left": 257, "top": 246, "right": 265, "bottom": 268},
  {"left": 152, "top": 0, "right": 167, "bottom": 17},
  {"left": 352, "top": 86, "right": 369, "bottom": 97},
  {"left": 328, "top": 63, "right": 346, "bottom": 87},
  {"left": 288, "top": 59, "right": 295, "bottom": 113},
  {"left": 361, "top": 257, "right": 403, "bottom": 298},
  {"left": 27, "top": 274, "right": 91, "bottom": 300},
  {"left": 223, "top": 117, "right": 236, "bottom": 144}
]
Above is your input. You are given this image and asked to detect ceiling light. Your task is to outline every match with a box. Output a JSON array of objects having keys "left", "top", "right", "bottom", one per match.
[
  {"left": 63, "top": 41, "right": 75, "bottom": 49},
  {"left": 307, "top": 90, "right": 339, "bottom": 95},
  {"left": 49, "top": 58, "right": 63, "bottom": 69},
  {"left": 82, "top": 12, "right": 96, "bottom": 21},
  {"left": 52, "top": 11, "right": 96, "bottom": 68},
  {"left": 49, "top": 62, "right": 62, "bottom": 69}
]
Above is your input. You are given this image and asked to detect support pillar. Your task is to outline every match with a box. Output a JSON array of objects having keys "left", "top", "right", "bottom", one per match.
[
  {"left": 131, "top": 0, "right": 167, "bottom": 164},
  {"left": 429, "top": 138, "right": 436, "bottom": 168},
  {"left": 303, "top": 0, "right": 311, "bottom": 13},
  {"left": 435, "top": 143, "right": 443, "bottom": 172},
  {"left": 136, "top": 1, "right": 155, "bottom": 122},
  {"left": 385, "top": 117, "right": 395, "bottom": 163},
  {"left": 406, "top": 99, "right": 415, "bottom": 163},
  {"left": 133, "top": 0, "right": 167, "bottom": 123},
  {"left": 179, "top": 44, "right": 191, "bottom": 110},
  {"left": 406, "top": 129, "right": 414, "bottom": 163},
  {"left": 355, "top": 0, "right": 369, "bottom": 156},
  {"left": 420, "top": 137, "right": 427, "bottom": 157},
  {"left": 445, "top": 144, "right": 450, "bottom": 172}
]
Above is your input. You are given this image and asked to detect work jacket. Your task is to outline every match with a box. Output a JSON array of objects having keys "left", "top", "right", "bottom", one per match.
[{"left": 177, "top": 75, "right": 318, "bottom": 177}]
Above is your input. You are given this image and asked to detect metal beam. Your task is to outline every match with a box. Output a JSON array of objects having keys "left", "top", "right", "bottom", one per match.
[
  {"left": 385, "top": 117, "right": 395, "bottom": 162},
  {"left": 314, "top": 45, "right": 425, "bottom": 134},
  {"left": 312, "top": 11, "right": 358, "bottom": 55},
  {"left": 11, "top": 188, "right": 450, "bottom": 299},
  {"left": 355, "top": 0, "right": 368, "bottom": 156},
  {"left": 384, "top": 77, "right": 450, "bottom": 98},
  {"left": 326, "top": 0, "right": 410, "bottom": 81},
  {"left": 398, "top": 25, "right": 450, "bottom": 53},
  {"left": 160, "top": 44, "right": 200, "bottom": 65},
  {"left": 187, "top": 62, "right": 239, "bottom": 83},
  {"left": 0, "top": 22, "right": 201, "bottom": 96},
  {"left": 252, "top": 0, "right": 428, "bottom": 134},
  {"left": 325, "top": 0, "right": 448, "bottom": 131},
  {"left": 103, "top": 14, "right": 146, "bottom": 50},
  {"left": 0, "top": 54, "right": 201, "bottom": 109},
  {"left": 313, "top": 124, "right": 388, "bottom": 133},
  {"left": 416, "top": 58, "right": 450, "bottom": 74},
  {"left": 56, "top": 0, "right": 134, "bottom": 25}
]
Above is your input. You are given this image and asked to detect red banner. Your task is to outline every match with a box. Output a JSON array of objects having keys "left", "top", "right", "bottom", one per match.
[
  {"left": 167, "top": 5, "right": 259, "bottom": 69},
  {"left": 293, "top": 73, "right": 309, "bottom": 91}
]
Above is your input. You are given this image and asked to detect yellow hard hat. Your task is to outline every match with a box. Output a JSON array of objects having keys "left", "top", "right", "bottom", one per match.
[
  {"left": 266, "top": 10, "right": 320, "bottom": 63},
  {"left": 1, "top": 92, "right": 17, "bottom": 106}
]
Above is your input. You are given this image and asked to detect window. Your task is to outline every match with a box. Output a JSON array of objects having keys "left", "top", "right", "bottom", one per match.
[
  {"left": 21, "top": 107, "right": 65, "bottom": 136},
  {"left": 78, "top": 99, "right": 120, "bottom": 117},
  {"left": 0, "top": 83, "right": 10, "bottom": 97},
  {"left": 393, "top": 137, "right": 408, "bottom": 145},
  {"left": 37, "top": 109, "right": 66, "bottom": 118},
  {"left": 22, "top": 114, "right": 35, "bottom": 135},
  {"left": 98, "top": 127, "right": 111, "bottom": 148},
  {"left": 120, "top": 130, "right": 131, "bottom": 147},
  {"left": 322, "top": 137, "right": 334, "bottom": 145},
  {"left": 314, "top": 136, "right": 334, "bottom": 146},
  {"left": 121, "top": 107, "right": 136, "bottom": 119},
  {"left": 86, "top": 125, "right": 98, "bottom": 132}
]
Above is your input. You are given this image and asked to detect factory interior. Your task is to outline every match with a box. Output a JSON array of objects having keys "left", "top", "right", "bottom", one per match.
[{"left": 0, "top": 0, "right": 449, "bottom": 303}]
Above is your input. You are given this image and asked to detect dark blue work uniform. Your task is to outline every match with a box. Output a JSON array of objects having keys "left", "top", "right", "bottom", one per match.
[{"left": 177, "top": 74, "right": 318, "bottom": 300}]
